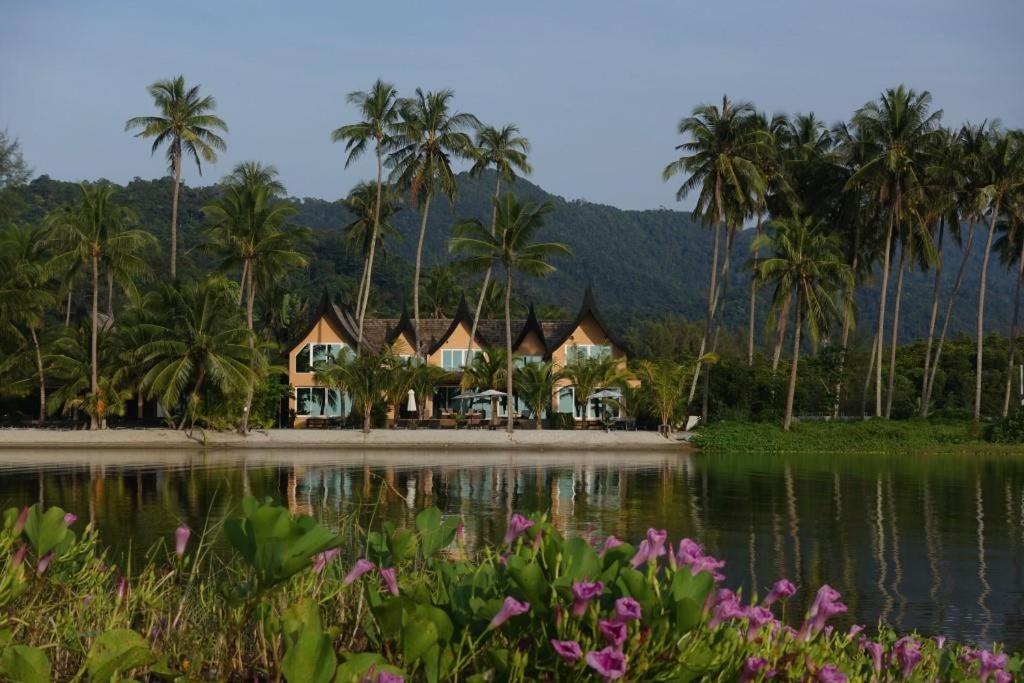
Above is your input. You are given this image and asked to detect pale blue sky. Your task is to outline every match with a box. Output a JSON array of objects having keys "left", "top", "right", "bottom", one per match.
[{"left": 2, "top": 1, "right": 1021, "bottom": 209}]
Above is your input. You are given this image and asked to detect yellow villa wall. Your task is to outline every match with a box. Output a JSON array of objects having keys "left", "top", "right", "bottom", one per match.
[
  {"left": 425, "top": 321, "right": 475, "bottom": 367},
  {"left": 517, "top": 329, "right": 546, "bottom": 356},
  {"left": 288, "top": 318, "right": 352, "bottom": 425}
]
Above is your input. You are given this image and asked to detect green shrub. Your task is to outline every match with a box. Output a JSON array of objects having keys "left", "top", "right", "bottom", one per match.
[{"left": 985, "top": 408, "right": 1024, "bottom": 443}]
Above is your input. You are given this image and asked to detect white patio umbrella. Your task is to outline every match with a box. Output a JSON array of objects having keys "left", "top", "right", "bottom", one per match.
[
  {"left": 474, "top": 389, "right": 507, "bottom": 397},
  {"left": 406, "top": 389, "right": 417, "bottom": 413},
  {"left": 452, "top": 391, "right": 479, "bottom": 400},
  {"left": 586, "top": 389, "right": 621, "bottom": 401}
]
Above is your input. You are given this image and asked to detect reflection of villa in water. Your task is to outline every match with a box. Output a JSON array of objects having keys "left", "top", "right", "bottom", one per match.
[{"left": 286, "top": 288, "right": 629, "bottom": 426}]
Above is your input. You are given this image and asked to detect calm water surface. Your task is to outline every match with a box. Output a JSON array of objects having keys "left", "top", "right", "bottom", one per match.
[{"left": 1, "top": 448, "right": 1022, "bottom": 649}]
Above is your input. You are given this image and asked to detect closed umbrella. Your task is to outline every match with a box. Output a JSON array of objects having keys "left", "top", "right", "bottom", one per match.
[{"left": 406, "top": 389, "right": 417, "bottom": 413}]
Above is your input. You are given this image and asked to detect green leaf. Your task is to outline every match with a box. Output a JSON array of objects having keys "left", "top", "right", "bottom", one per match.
[
  {"left": 562, "top": 536, "right": 601, "bottom": 582},
  {"left": 506, "top": 556, "right": 549, "bottom": 605},
  {"left": 334, "top": 653, "right": 405, "bottom": 683},
  {"left": 372, "top": 597, "right": 406, "bottom": 639},
  {"left": 389, "top": 528, "right": 418, "bottom": 562},
  {"left": 281, "top": 600, "right": 336, "bottom": 683},
  {"left": 671, "top": 569, "right": 714, "bottom": 604},
  {"left": 0, "top": 644, "right": 51, "bottom": 683},
  {"left": 403, "top": 617, "right": 439, "bottom": 663},
  {"left": 22, "top": 504, "right": 72, "bottom": 558},
  {"left": 86, "top": 629, "right": 155, "bottom": 683},
  {"left": 412, "top": 604, "right": 454, "bottom": 645}
]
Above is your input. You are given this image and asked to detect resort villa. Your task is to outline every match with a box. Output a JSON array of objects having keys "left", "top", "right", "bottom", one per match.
[{"left": 287, "top": 288, "right": 630, "bottom": 427}]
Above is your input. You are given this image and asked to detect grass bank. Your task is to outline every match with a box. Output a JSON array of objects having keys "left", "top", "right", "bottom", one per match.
[{"left": 691, "top": 418, "right": 1018, "bottom": 454}]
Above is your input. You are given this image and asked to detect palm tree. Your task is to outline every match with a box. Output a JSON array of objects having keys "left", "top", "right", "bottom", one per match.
[
  {"left": 47, "top": 322, "right": 130, "bottom": 428},
  {"left": 409, "top": 363, "right": 453, "bottom": 421},
  {"left": 421, "top": 264, "right": 461, "bottom": 318},
  {"left": 388, "top": 88, "right": 478, "bottom": 357},
  {"left": 450, "top": 194, "right": 570, "bottom": 433},
  {"left": 461, "top": 347, "right": 508, "bottom": 426},
  {"left": 125, "top": 75, "right": 228, "bottom": 278},
  {"left": 663, "top": 96, "right": 766, "bottom": 420},
  {"left": 754, "top": 216, "right": 853, "bottom": 430},
  {"left": 381, "top": 349, "right": 416, "bottom": 424},
  {"left": 634, "top": 355, "right": 717, "bottom": 437},
  {"left": 558, "top": 354, "right": 632, "bottom": 428},
  {"left": 847, "top": 85, "right": 941, "bottom": 418},
  {"left": 973, "top": 128, "right": 1024, "bottom": 420},
  {"left": 464, "top": 124, "right": 532, "bottom": 368},
  {"left": 332, "top": 80, "right": 401, "bottom": 347},
  {"left": 514, "top": 361, "right": 558, "bottom": 430},
  {"left": 204, "top": 162, "right": 309, "bottom": 432},
  {"left": 995, "top": 192, "right": 1024, "bottom": 415},
  {"left": 137, "top": 278, "right": 256, "bottom": 431},
  {"left": 313, "top": 347, "right": 385, "bottom": 433},
  {"left": 341, "top": 181, "right": 401, "bottom": 332},
  {"left": 48, "top": 184, "right": 155, "bottom": 429}
]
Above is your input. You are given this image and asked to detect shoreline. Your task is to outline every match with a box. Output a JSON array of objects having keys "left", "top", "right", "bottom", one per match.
[{"left": 0, "top": 427, "right": 691, "bottom": 453}]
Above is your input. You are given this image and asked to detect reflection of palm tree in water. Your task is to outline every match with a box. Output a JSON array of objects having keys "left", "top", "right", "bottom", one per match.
[
  {"left": 286, "top": 466, "right": 312, "bottom": 516},
  {"left": 833, "top": 472, "right": 856, "bottom": 604},
  {"left": 871, "top": 476, "right": 892, "bottom": 623},
  {"left": 976, "top": 475, "right": 992, "bottom": 643},
  {"left": 784, "top": 464, "right": 801, "bottom": 581},
  {"left": 922, "top": 476, "right": 945, "bottom": 630},
  {"left": 886, "top": 477, "right": 906, "bottom": 627}
]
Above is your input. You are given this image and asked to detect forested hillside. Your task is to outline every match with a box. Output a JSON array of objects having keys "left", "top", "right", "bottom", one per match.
[{"left": 5, "top": 171, "right": 1016, "bottom": 342}]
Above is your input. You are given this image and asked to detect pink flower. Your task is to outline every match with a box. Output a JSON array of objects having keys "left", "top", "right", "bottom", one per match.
[
  {"left": 741, "top": 657, "right": 767, "bottom": 683},
  {"left": 894, "top": 637, "right": 922, "bottom": 679},
  {"left": 629, "top": 528, "right": 667, "bottom": 568},
  {"left": 312, "top": 548, "right": 341, "bottom": 574},
  {"left": 847, "top": 624, "right": 864, "bottom": 638},
  {"left": 343, "top": 559, "right": 376, "bottom": 585},
  {"left": 708, "top": 589, "right": 745, "bottom": 628},
  {"left": 489, "top": 596, "right": 530, "bottom": 629},
  {"left": 746, "top": 606, "right": 775, "bottom": 641},
  {"left": 993, "top": 672, "right": 1011, "bottom": 683},
  {"left": 861, "top": 640, "right": 883, "bottom": 673},
  {"left": 550, "top": 639, "right": 582, "bottom": 664},
  {"left": 379, "top": 567, "right": 399, "bottom": 596},
  {"left": 571, "top": 580, "right": 604, "bottom": 617},
  {"left": 675, "top": 538, "right": 726, "bottom": 580},
  {"left": 614, "top": 597, "right": 642, "bottom": 623},
  {"left": 82, "top": 594, "right": 94, "bottom": 607},
  {"left": 175, "top": 526, "right": 191, "bottom": 558},
  {"left": 11, "top": 544, "right": 27, "bottom": 567},
  {"left": 977, "top": 650, "right": 1008, "bottom": 682},
  {"left": 935, "top": 635, "right": 946, "bottom": 650},
  {"left": 503, "top": 513, "right": 534, "bottom": 546},
  {"left": 12, "top": 506, "right": 28, "bottom": 535},
  {"left": 376, "top": 672, "right": 404, "bottom": 683},
  {"left": 63, "top": 512, "right": 77, "bottom": 526},
  {"left": 762, "top": 578, "right": 796, "bottom": 607},
  {"left": 817, "top": 665, "right": 846, "bottom": 683},
  {"left": 456, "top": 521, "right": 465, "bottom": 545},
  {"left": 585, "top": 646, "right": 626, "bottom": 680},
  {"left": 599, "top": 618, "right": 627, "bottom": 647},
  {"left": 799, "top": 585, "right": 846, "bottom": 640},
  {"left": 599, "top": 535, "right": 624, "bottom": 557},
  {"left": 36, "top": 552, "right": 52, "bottom": 574},
  {"left": 116, "top": 576, "right": 128, "bottom": 601}
]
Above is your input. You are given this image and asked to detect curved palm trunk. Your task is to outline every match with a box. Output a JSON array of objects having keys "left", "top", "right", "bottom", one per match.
[
  {"left": 703, "top": 225, "right": 736, "bottom": 421},
  {"left": 1002, "top": 226, "right": 1024, "bottom": 416},
  {"left": 237, "top": 261, "right": 248, "bottom": 306},
  {"left": 975, "top": 201, "right": 1001, "bottom": 421},
  {"left": 747, "top": 212, "right": 763, "bottom": 366},
  {"left": 688, "top": 218, "right": 723, "bottom": 405},
  {"left": 861, "top": 330, "right": 879, "bottom": 418},
  {"left": 412, "top": 195, "right": 433, "bottom": 358},
  {"left": 238, "top": 265, "right": 256, "bottom": 435},
  {"left": 833, "top": 227, "right": 862, "bottom": 419},
  {"left": 179, "top": 366, "right": 206, "bottom": 432},
  {"left": 920, "top": 220, "right": 945, "bottom": 416},
  {"left": 30, "top": 326, "right": 45, "bottom": 426},
  {"left": 90, "top": 253, "right": 100, "bottom": 430},
  {"left": 505, "top": 270, "right": 515, "bottom": 435},
  {"left": 771, "top": 293, "right": 792, "bottom": 374},
  {"left": 784, "top": 292, "right": 803, "bottom": 431},
  {"left": 357, "top": 144, "right": 386, "bottom": 349},
  {"left": 874, "top": 207, "right": 897, "bottom": 418},
  {"left": 924, "top": 222, "right": 976, "bottom": 415},
  {"left": 170, "top": 149, "right": 182, "bottom": 279},
  {"left": 466, "top": 179, "right": 502, "bottom": 369},
  {"left": 106, "top": 269, "right": 115, "bottom": 320},
  {"left": 885, "top": 246, "right": 907, "bottom": 419},
  {"left": 65, "top": 288, "right": 72, "bottom": 326}
]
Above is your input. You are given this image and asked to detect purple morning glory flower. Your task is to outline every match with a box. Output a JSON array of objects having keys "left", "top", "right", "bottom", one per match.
[
  {"left": 489, "top": 596, "right": 530, "bottom": 629},
  {"left": 629, "top": 528, "right": 667, "bottom": 568},
  {"left": 585, "top": 646, "right": 626, "bottom": 680},
  {"left": 11, "top": 544, "right": 27, "bottom": 568},
  {"left": 799, "top": 585, "right": 847, "bottom": 640},
  {"left": 12, "top": 507, "right": 27, "bottom": 535},
  {"left": 598, "top": 618, "right": 628, "bottom": 647},
  {"left": 571, "top": 580, "right": 604, "bottom": 617},
  {"left": 992, "top": 672, "right": 1012, "bottom": 683},
  {"left": 977, "top": 650, "right": 1008, "bottom": 682},
  {"left": 343, "top": 558, "right": 376, "bottom": 585},
  {"left": 550, "top": 639, "right": 582, "bottom": 664},
  {"left": 817, "top": 665, "right": 847, "bottom": 683},
  {"left": 599, "top": 535, "right": 624, "bottom": 557},
  {"left": 746, "top": 606, "right": 775, "bottom": 641},
  {"left": 935, "top": 635, "right": 946, "bottom": 650},
  {"left": 762, "top": 578, "right": 796, "bottom": 606},
  {"left": 708, "top": 589, "right": 746, "bottom": 628},
  {"left": 502, "top": 513, "right": 534, "bottom": 546},
  {"left": 894, "top": 637, "right": 922, "bottom": 679},
  {"left": 379, "top": 567, "right": 399, "bottom": 596},
  {"left": 861, "top": 640, "right": 884, "bottom": 673},
  {"left": 376, "top": 672, "right": 404, "bottom": 683},
  {"left": 116, "top": 576, "right": 128, "bottom": 601},
  {"left": 614, "top": 596, "right": 642, "bottom": 623},
  {"left": 36, "top": 552, "right": 52, "bottom": 574},
  {"left": 313, "top": 548, "right": 341, "bottom": 574},
  {"left": 175, "top": 525, "right": 191, "bottom": 558},
  {"left": 740, "top": 657, "right": 767, "bottom": 683},
  {"left": 847, "top": 624, "right": 864, "bottom": 638},
  {"left": 63, "top": 512, "right": 77, "bottom": 526}
]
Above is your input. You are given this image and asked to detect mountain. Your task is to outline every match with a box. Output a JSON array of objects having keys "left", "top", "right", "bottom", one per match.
[{"left": 4, "top": 172, "right": 1018, "bottom": 343}]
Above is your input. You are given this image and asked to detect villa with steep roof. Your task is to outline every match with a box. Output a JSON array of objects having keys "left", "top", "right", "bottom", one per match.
[{"left": 286, "top": 288, "right": 629, "bottom": 427}]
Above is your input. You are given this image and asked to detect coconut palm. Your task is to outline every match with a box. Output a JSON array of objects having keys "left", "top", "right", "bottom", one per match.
[
  {"left": 754, "top": 216, "right": 854, "bottom": 431},
  {"left": 313, "top": 347, "right": 385, "bottom": 433},
  {"left": 388, "top": 88, "right": 478, "bottom": 357},
  {"left": 973, "top": 128, "right": 1024, "bottom": 420},
  {"left": 421, "top": 264, "right": 462, "bottom": 318},
  {"left": 409, "top": 363, "right": 453, "bottom": 421},
  {"left": 461, "top": 347, "right": 508, "bottom": 426},
  {"left": 464, "top": 124, "right": 532, "bottom": 367},
  {"left": 332, "top": 80, "right": 401, "bottom": 347},
  {"left": 634, "top": 354, "right": 717, "bottom": 437},
  {"left": 47, "top": 184, "right": 155, "bottom": 429},
  {"left": 995, "top": 191, "right": 1024, "bottom": 415},
  {"left": 558, "top": 354, "right": 632, "bottom": 428},
  {"left": 663, "top": 96, "right": 767, "bottom": 420},
  {"left": 450, "top": 194, "right": 570, "bottom": 433},
  {"left": 341, "top": 181, "right": 401, "bottom": 329},
  {"left": 125, "top": 76, "right": 228, "bottom": 278},
  {"left": 47, "top": 322, "right": 130, "bottom": 428},
  {"left": 847, "top": 85, "right": 941, "bottom": 418},
  {"left": 514, "top": 361, "right": 558, "bottom": 430}
]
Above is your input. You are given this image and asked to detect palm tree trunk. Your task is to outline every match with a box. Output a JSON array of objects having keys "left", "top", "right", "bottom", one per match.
[
  {"left": 976, "top": 200, "right": 1000, "bottom": 421},
  {"left": 363, "top": 400, "right": 372, "bottom": 434},
  {"left": 925, "top": 222, "right": 977, "bottom": 415},
  {"left": 466, "top": 178, "right": 502, "bottom": 369},
  {"left": 784, "top": 292, "right": 802, "bottom": 431},
  {"left": 1002, "top": 226, "right": 1024, "bottom": 417},
  {"left": 65, "top": 288, "right": 72, "bottom": 326},
  {"left": 90, "top": 253, "right": 100, "bottom": 430},
  {"left": 703, "top": 225, "right": 736, "bottom": 421},
  {"left": 747, "top": 211, "right": 763, "bottom": 366},
  {"left": 833, "top": 246, "right": 860, "bottom": 419},
  {"left": 106, "top": 269, "right": 114, "bottom": 320},
  {"left": 30, "top": 326, "right": 45, "bottom": 426},
  {"left": 885, "top": 245, "right": 907, "bottom": 419},
  {"left": 920, "top": 219, "right": 945, "bottom": 416},
  {"left": 861, "top": 330, "right": 878, "bottom": 418},
  {"left": 179, "top": 366, "right": 206, "bottom": 431},
  {"left": 772, "top": 293, "right": 792, "bottom": 374},
  {"left": 357, "top": 144, "right": 386, "bottom": 349},
  {"left": 239, "top": 265, "right": 256, "bottom": 435},
  {"left": 505, "top": 269, "right": 515, "bottom": 435},
  {"left": 237, "top": 261, "right": 248, "bottom": 306},
  {"left": 689, "top": 217, "right": 723, "bottom": 405},
  {"left": 875, "top": 206, "right": 897, "bottom": 418},
  {"left": 413, "top": 194, "right": 432, "bottom": 358},
  {"left": 170, "top": 148, "right": 182, "bottom": 279}
]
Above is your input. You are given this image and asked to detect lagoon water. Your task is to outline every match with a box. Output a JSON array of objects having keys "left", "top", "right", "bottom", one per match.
[{"left": 1, "top": 448, "right": 1022, "bottom": 649}]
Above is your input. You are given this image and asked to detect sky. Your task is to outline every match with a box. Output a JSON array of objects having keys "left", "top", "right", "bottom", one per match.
[{"left": 1, "top": 1, "right": 1022, "bottom": 211}]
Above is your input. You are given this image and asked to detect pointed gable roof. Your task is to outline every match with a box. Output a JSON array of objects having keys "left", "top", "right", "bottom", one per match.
[
  {"left": 512, "top": 303, "right": 548, "bottom": 355},
  {"left": 426, "top": 296, "right": 489, "bottom": 354},
  {"left": 546, "top": 287, "right": 629, "bottom": 357},
  {"left": 287, "top": 289, "right": 360, "bottom": 353},
  {"left": 384, "top": 303, "right": 418, "bottom": 348}
]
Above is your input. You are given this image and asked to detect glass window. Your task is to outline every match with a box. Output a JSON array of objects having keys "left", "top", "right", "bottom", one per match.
[
  {"left": 557, "top": 387, "right": 575, "bottom": 414},
  {"left": 296, "top": 344, "right": 312, "bottom": 373},
  {"left": 567, "top": 344, "right": 612, "bottom": 363},
  {"left": 296, "top": 387, "right": 348, "bottom": 417},
  {"left": 441, "top": 348, "right": 480, "bottom": 370},
  {"left": 515, "top": 355, "right": 542, "bottom": 368}
]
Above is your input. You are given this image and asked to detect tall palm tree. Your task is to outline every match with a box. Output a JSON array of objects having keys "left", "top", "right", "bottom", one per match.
[
  {"left": 995, "top": 191, "right": 1024, "bottom": 415},
  {"left": 514, "top": 361, "right": 558, "bottom": 430},
  {"left": 314, "top": 347, "right": 385, "bottom": 433},
  {"left": 973, "top": 128, "right": 1024, "bottom": 420},
  {"left": 421, "top": 264, "right": 461, "bottom": 318},
  {"left": 450, "top": 194, "right": 570, "bottom": 433},
  {"left": 754, "top": 216, "right": 853, "bottom": 431},
  {"left": 464, "top": 124, "right": 532, "bottom": 367},
  {"left": 663, "top": 95, "right": 766, "bottom": 420},
  {"left": 204, "top": 162, "right": 309, "bottom": 433},
  {"left": 848, "top": 85, "right": 941, "bottom": 418},
  {"left": 125, "top": 76, "right": 228, "bottom": 278},
  {"left": 332, "top": 80, "right": 401, "bottom": 347},
  {"left": 48, "top": 184, "right": 155, "bottom": 429},
  {"left": 461, "top": 347, "right": 508, "bottom": 426},
  {"left": 388, "top": 88, "right": 478, "bottom": 357},
  {"left": 47, "top": 322, "right": 130, "bottom": 428},
  {"left": 341, "top": 181, "right": 401, "bottom": 331}
]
